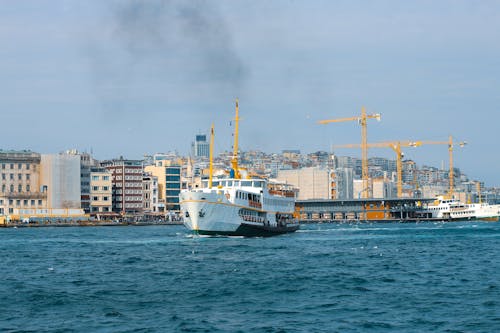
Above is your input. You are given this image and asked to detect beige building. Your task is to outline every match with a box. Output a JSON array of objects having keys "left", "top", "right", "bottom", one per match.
[
  {"left": 89, "top": 167, "right": 112, "bottom": 216},
  {"left": 40, "top": 153, "right": 81, "bottom": 209},
  {"left": 372, "top": 178, "right": 396, "bottom": 199},
  {"left": 276, "top": 167, "right": 332, "bottom": 200},
  {"left": 143, "top": 173, "right": 159, "bottom": 213},
  {"left": 0, "top": 150, "right": 47, "bottom": 215},
  {"left": 145, "top": 160, "right": 182, "bottom": 212}
]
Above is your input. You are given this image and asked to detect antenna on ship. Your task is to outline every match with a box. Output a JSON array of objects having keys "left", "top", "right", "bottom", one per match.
[
  {"left": 230, "top": 98, "right": 241, "bottom": 179},
  {"left": 209, "top": 123, "right": 214, "bottom": 188}
]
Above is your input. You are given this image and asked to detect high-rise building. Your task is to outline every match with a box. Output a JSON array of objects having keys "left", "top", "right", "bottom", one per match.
[
  {"left": 101, "top": 158, "right": 144, "bottom": 215},
  {"left": 0, "top": 150, "right": 47, "bottom": 215},
  {"left": 192, "top": 134, "right": 210, "bottom": 158}
]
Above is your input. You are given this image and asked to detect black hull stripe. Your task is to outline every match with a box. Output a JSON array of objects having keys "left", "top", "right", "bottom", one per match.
[{"left": 194, "top": 223, "right": 299, "bottom": 237}]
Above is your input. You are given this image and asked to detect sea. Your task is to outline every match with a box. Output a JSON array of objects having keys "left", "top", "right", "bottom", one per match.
[{"left": 1, "top": 222, "right": 499, "bottom": 333}]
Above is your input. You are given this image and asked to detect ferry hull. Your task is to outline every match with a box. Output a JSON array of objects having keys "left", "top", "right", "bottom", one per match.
[{"left": 193, "top": 222, "right": 300, "bottom": 237}]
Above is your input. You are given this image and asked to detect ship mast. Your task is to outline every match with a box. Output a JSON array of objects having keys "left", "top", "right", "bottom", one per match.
[
  {"left": 209, "top": 123, "right": 214, "bottom": 188},
  {"left": 231, "top": 99, "right": 241, "bottom": 179}
]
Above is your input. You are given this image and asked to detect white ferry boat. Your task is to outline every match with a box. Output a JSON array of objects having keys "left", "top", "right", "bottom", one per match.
[
  {"left": 180, "top": 179, "right": 299, "bottom": 236},
  {"left": 423, "top": 196, "right": 500, "bottom": 221},
  {"left": 179, "top": 100, "right": 299, "bottom": 236}
]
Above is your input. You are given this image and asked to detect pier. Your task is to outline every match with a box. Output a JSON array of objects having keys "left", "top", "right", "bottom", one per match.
[{"left": 296, "top": 198, "right": 437, "bottom": 223}]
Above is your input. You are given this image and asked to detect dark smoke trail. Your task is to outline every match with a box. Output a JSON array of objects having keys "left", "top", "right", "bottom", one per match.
[{"left": 88, "top": 0, "right": 248, "bottom": 116}]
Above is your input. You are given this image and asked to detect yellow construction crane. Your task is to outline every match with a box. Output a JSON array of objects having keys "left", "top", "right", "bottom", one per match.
[
  {"left": 319, "top": 107, "right": 381, "bottom": 198},
  {"left": 420, "top": 135, "right": 467, "bottom": 198},
  {"left": 333, "top": 141, "right": 421, "bottom": 198}
]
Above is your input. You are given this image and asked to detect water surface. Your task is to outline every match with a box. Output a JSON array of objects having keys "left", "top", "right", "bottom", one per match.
[{"left": 1, "top": 222, "right": 499, "bottom": 332}]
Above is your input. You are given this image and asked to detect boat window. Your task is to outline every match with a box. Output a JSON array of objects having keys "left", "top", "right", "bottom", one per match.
[
  {"left": 241, "top": 181, "right": 252, "bottom": 187},
  {"left": 234, "top": 181, "right": 240, "bottom": 187},
  {"left": 253, "top": 181, "right": 263, "bottom": 188},
  {"left": 212, "top": 181, "right": 219, "bottom": 187},
  {"left": 227, "top": 181, "right": 233, "bottom": 187}
]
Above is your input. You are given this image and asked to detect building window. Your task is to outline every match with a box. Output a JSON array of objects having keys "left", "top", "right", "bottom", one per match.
[
  {"left": 10, "top": 174, "right": 14, "bottom": 180},
  {"left": 26, "top": 185, "right": 30, "bottom": 192},
  {"left": 18, "top": 174, "right": 22, "bottom": 180},
  {"left": 9, "top": 200, "right": 13, "bottom": 205},
  {"left": 26, "top": 164, "right": 30, "bottom": 170},
  {"left": 10, "top": 185, "right": 14, "bottom": 192},
  {"left": 93, "top": 186, "right": 99, "bottom": 191},
  {"left": 103, "top": 186, "right": 109, "bottom": 191},
  {"left": 38, "top": 200, "right": 42, "bottom": 205},
  {"left": 18, "top": 185, "right": 22, "bottom": 192},
  {"left": 93, "top": 196, "right": 99, "bottom": 201},
  {"left": 26, "top": 174, "right": 30, "bottom": 180},
  {"left": 103, "top": 196, "right": 109, "bottom": 201},
  {"left": 1, "top": 174, "right": 4, "bottom": 180},
  {"left": 18, "top": 163, "right": 22, "bottom": 170},
  {"left": 23, "top": 200, "right": 28, "bottom": 205},
  {"left": 16, "top": 200, "right": 20, "bottom": 206},
  {"left": 31, "top": 200, "right": 35, "bottom": 206},
  {"left": 10, "top": 164, "right": 14, "bottom": 169},
  {"left": 103, "top": 175, "right": 109, "bottom": 180},
  {"left": 92, "top": 175, "right": 99, "bottom": 181},
  {"left": 1, "top": 164, "right": 4, "bottom": 169}
]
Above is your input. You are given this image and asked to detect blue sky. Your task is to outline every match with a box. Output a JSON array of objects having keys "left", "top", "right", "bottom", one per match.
[{"left": 1, "top": 1, "right": 499, "bottom": 185}]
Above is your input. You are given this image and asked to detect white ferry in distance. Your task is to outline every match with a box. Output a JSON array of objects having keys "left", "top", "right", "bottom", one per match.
[
  {"left": 422, "top": 196, "right": 500, "bottom": 222},
  {"left": 179, "top": 100, "right": 299, "bottom": 236}
]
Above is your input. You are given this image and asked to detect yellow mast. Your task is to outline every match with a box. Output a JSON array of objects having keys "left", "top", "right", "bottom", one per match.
[
  {"left": 208, "top": 123, "right": 214, "bottom": 188},
  {"left": 231, "top": 99, "right": 241, "bottom": 179}
]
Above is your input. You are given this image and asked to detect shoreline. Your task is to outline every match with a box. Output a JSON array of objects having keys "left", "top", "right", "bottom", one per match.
[{"left": 0, "top": 221, "right": 184, "bottom": 228}]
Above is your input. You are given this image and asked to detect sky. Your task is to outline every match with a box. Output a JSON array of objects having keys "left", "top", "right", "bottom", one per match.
[{"left": 1, "top": 0, "right": 500, "bottom": 185}]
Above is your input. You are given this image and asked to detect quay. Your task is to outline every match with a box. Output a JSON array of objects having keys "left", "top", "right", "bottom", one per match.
[
  {"left": 0, "top": 220, "right": 183, "bottom": 228},
  {"left": 296, "top": 198, "right": 437, "bottom": 223}
]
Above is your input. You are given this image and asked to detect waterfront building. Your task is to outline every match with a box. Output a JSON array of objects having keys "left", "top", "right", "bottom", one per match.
[
  {"left": 40, "top": 153, "right": 81, "bottom": 209},
  {"left": 191, "top": 134, "right": 210, "bottom": 158},
  {"left": 143, "top": 173, "right": 159, "bottom": 214},
  {"left": 101, "top": 158, "right": 144, "bottom": 215},
  {"left": 89, "top": 167, "right": 113, "bottom": 217},
  {"left": 64, "top": 150, "right": 97, "bottom": 214},
  {"left": 145, "top": 161, "right": 181, "bottom": 212},
  {"left": 0, "top": 150, "right": 47, "bottom": 215}
]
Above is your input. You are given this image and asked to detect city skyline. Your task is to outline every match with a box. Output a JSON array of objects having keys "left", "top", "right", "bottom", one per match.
[{"left": 2, "top": 1, "right": 500, "bottom": 185}]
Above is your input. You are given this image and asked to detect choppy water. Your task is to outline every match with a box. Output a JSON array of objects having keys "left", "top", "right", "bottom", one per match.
[{"left": 1, "top": 222, "right": 499, "bottom": 332}]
